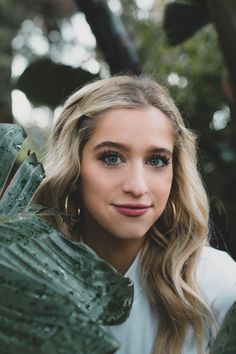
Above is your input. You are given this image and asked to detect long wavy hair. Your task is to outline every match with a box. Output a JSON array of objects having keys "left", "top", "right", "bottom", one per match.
[{"left": 33, "top": 75, "right": 216, "bottom": 354}]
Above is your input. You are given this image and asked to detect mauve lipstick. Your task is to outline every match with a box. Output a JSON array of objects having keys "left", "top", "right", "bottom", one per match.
[{"left": 112, "top": 204, "right": 151, "bottom": 217}]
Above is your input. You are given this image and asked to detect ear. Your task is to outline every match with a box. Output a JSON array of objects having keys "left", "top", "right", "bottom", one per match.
[{"left": 73, "top": 180, "right": 85, "bottom": 205}]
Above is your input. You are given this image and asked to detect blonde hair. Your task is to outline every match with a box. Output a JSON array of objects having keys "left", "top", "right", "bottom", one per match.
[{"left": 34, "top": 75, "right": 216, "bottom": 354}]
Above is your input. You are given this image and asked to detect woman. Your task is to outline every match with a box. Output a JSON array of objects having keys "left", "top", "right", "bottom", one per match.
[{"left": 34, "top": 75, "right": 236, "bottom": 354}]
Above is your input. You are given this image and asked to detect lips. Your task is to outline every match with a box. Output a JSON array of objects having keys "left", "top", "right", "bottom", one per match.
[{"left": 113, "top": 204, "right": 151, "bottom": 217}]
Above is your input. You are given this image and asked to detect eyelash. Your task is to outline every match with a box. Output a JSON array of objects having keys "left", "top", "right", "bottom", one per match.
[
  {"left": 98, "top": 150, "right": 124, "bottom": 166},
  {"left": 147, "top": 154, "right": 171, "bottom": 167},
  {"left": 98, "top": 149, "right": 171, "bottom": 168}
]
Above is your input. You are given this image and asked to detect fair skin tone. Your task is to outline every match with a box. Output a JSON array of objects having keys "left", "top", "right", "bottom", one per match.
[{"left": 79, "top": 107, "right": 174, "bottom": 274}]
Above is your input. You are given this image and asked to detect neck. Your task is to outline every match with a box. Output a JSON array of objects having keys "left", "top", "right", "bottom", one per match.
[{"left": 82, "top": 225, "right": 144, "bottom": 275}]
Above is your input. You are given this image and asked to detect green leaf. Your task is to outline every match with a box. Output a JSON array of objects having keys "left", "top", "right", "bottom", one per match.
[
  {"left": 0, "top": 264, "right": 119, "bottom": 354},
  {"left": 16, "top": 58, "right": 99, "bottom": 108},
  {"left": 0, "top": 124, "right": 26, "bottom": 194},
  {"left": 0, "top": 153, "right": 45, "bottom": 215},
  {"left": 0, "top": 216, "right": 134, "bottom": 325},
  {"left": 0, "top": 123, "right": 134, "bottom": 353},
  {"left": 210, "top": 302, "right": 236, "bottom": 354}
]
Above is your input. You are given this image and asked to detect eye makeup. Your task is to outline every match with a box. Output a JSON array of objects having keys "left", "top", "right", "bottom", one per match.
[
  {"left": 97, "top": 148, "right": 172, "bottom": 169},
  {"left": 97, "top": 149, "right": 125, "bottom": 167},
  {"left": 146, "top": 152, "right": 171, "bottom": 168}
]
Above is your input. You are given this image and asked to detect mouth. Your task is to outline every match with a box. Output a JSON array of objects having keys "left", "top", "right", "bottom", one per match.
[{"left": 112, "top": 204, "right": 151, "bottom": 217}]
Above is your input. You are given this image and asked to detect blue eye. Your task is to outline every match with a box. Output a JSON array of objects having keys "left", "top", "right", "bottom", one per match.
[
  {"left": 99, "top": 151, "right": 124, "bottom": 166},
  {"left": 147, "top": 155, "right": 170, "bottom": 167}
]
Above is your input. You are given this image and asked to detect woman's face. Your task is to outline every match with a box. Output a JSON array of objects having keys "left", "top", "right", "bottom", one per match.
[{"left": 80, "top": 107, "right": 174, "bottom": 242}]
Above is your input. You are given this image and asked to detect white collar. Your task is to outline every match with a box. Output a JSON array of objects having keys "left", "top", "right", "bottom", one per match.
[{"left": 124, "top": 250, "right": 143, "bottom": 301}]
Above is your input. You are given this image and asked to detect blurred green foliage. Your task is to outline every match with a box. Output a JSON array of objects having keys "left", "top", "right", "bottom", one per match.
[{"left": 120, "top": 2, "right": 236, "bottom": 257}]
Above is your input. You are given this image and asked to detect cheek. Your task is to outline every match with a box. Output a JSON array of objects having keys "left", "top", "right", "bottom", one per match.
[
  {"left": 153, "top": 172, "right": 173, "bottom": 200},
  {"left": 80, "top": 167, "right": 115, "bottom": 202}
]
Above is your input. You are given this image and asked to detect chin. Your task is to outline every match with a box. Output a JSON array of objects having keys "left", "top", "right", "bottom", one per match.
[{"left": 113, "top": 228, "right": 149, "bottom": 241}]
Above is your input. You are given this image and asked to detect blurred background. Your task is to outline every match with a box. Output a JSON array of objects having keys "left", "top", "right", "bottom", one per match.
[{"left": 1, "top": 0, "right": 236, "bottom": 258}]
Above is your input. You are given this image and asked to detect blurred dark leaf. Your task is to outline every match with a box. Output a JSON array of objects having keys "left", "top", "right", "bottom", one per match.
[
  {"left": 163, "top": 1, "right": 210, "bottom": 45},
  {"left": 16, "top": 58, "right": 99, "bottom": 108}
]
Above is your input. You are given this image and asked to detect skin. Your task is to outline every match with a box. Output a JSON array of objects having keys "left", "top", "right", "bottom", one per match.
[{"left": 79, "top": 107, "right": 174, "bottom": 274}]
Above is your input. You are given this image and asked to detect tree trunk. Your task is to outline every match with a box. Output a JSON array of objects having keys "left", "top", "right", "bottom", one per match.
[
  {"left": 74, "top": 0, "right": 142, "bottom": 74},
  {"left": 0, "top": 28, "right": 14, "bottom": 124},
  {"left": 0, "top": 5, "right": 18, "bottom": 124},
  {"left": 207, "top": 0, "right": 236, "bottom": 102}
]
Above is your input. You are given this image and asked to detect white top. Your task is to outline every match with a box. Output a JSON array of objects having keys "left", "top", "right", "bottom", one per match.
[{"left": 103, "top": 246, "right": 236, "bottom": 354}]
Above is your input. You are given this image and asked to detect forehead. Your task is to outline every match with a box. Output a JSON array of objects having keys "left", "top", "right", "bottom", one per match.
[{"left": 86, "top": 107, "right": 174, "bottom": 151}]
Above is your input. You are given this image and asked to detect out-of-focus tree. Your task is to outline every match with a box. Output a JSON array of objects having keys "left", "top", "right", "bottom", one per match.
[
  {"left": 162, "top": 0, "right": 236, "bottom": 255},
  {"left": 7, "top": 0, "right": 141, "bottom": 111},
  {"left": 119, "top": 0, "right": 236, "bottom": 257},
  {"left": 0, "top": 0, "right": 77, "bottom": 123},
  {"left": 0, "top": 0, "right": 21, "bottom": 123},
  {"left": 163, "top": 0, "right": 236, "bottom": 100}
]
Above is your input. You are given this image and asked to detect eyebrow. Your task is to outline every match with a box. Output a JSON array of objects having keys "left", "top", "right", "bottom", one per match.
[{"left": 93, "top": 141, "right": 173, "bottom": 157}]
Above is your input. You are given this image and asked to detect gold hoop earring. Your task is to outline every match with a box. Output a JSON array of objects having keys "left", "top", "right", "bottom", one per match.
[
  {"left": 170, "top": 200, "right": 176, "bottom": 219},
  {"left": 64, "top": 194, "right": 81, "bottom": 219},
  {"left": 165, "top": 200, "right": 177, "bottom": 234},
  {"left": 65, "top": 195, "right": 69, "bottom": 214}
]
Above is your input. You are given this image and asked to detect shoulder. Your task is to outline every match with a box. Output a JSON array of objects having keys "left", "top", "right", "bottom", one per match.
[
  {"left": 197, "top": 246, "right": 236, "bottom": 280},
  {"left": 199, "top": 246, "right": 236, "bottom": 272},
  {"left": 196, "top": 246, "right": 236, "bottom": 289},
  {"left": 196, "top": 246, "right": 236, "bottom": 324}
]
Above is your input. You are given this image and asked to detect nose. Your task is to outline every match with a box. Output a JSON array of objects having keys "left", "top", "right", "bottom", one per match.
[{"left": 122, "top": 164, "right": 148, "bottom": 197}]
